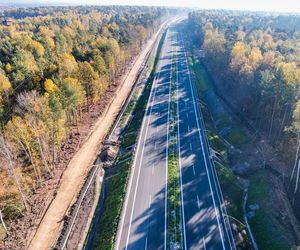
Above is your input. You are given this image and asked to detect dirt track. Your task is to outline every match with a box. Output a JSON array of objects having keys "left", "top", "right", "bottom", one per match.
[{"left": 27, "top": 22, "right": 166, "bottom": 250}]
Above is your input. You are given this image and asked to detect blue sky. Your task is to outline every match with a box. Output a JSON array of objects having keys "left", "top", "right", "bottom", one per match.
[{"left": 3, "top": 0, "right": 300, "bottom": 13}]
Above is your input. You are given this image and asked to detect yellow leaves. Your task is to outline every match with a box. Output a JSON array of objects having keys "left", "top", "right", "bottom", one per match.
[
  {"left": 31, "top": 40, "right": 45, "bottom": 57},
  {"left": 72, "top": 19, "right": 84, "bottom": 31},
  {"left": 48, "top": 64, "right": 57, "bottom": 73},
  {"left": 110, "top": 22, "right": 119, "bottom": 32},
  {"left": 59, "top": 53, "right": 78, "bottom": 77},
  {"left": 44, "top": 79, "right": 58, "bottom": 93},
  {"left": 277, "top": 62, "right": 300, "bottom": 85},
  {"left": 0, "top": 70, "right": 12, "bottom": 93},
  {"left": 45, "top": 37, "right": 55, "bottom": 49},
  {"left": 5, "top": 63, "right": 12, "bottom": 73},
  {"left": 38, "top": 26, "right": 55, "bottom": 37},
  {"left": 63, "top": 26, "right": 76, "bottom": 38},
  {"left": 63, "top": 77, "right": 85, "bottom": 105},
  {"left": 203, "top": 28, "right": 225, "bottom": 56},
  {"left": 232, "top": 42, "right": 246, "bottom": 56},
  {"left": 231, "top": 43, "right": 263, "bottom": 76},
  {"left": 249, "top": 47, "right": 263, "bottom": 66}
]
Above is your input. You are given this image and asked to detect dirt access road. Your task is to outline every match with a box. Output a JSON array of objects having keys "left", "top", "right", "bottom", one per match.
[{"left": 27, "top": 20, "right": 170, "bottom": 250}]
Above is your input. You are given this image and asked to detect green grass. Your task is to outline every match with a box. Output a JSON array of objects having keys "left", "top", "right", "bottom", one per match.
[
  {"left": 208, "top": 131, "right": 227, "bottom": 158},
  {"left": 167, "top": 152, "right": 181, "bottom": 247},
  {"left": 167, "top": 50, "right": 181, "bottom": 248},
  {"left": 93, "top": 158, "right": 132, "bottom": 249},
  {"left": 215, "top": 161, "right": 244, "bottom": 221},
  {"left": 248, "top": 170, "right": 292, "bottom": 250},
  {"left": 188, "top": 48, "right": 247, "bottom": 241},
  {"left": 225, "top": 128, "right": 247, "bottom": 148},
  {"left": 190, "top": 56, "right": 211, "bottom": 91},
  {"left": 90, "top": 28, "right": 167, "bottom": 250},
  {"left": 92, "top": 81, "right": 151, "bottom": 249}
]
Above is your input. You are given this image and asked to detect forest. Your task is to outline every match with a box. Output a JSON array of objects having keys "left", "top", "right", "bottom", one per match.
[
  {"left": 188, "top": 10, "right": 300, "bottom": 194},
  {"left": 0, "top": 5, "right": 165, "bottom": 235},
  {"left": 185, "top": 10, "right": 300, "bottom": 248}
]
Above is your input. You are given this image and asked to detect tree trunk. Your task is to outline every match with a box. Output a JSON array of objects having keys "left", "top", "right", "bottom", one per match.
[
  {"left": 276, "top": 103, "right": 288, "bottom": 141},
  {"left": 290, "top": 134, "right": 300, "bottom": 187},
  {"left": 294, "top": 158, "right": 300, "bottom": 195},
  {"left": 37, "top": 137, "right": 53, "bottom": 176},
  {"left": 268, "top": 96, "right": 277, "bottom": 141},
  {"left": 0, "top": 209, "right": 7, "bottom": 233},
  {"left": 0, "top": 134, "right": 29, "bottom": 211}
]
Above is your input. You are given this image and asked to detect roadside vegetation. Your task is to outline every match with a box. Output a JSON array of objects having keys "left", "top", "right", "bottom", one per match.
[
  {"left": 0, "top": 5, "right": 164, "bottom": 239},
  {"left": 167, "top": 49, "right": 181, "bottom": 249},
  {"left": 186, "top": 10, "right": 300, "bottom": 249},
  {"left": 248, "top": 169, "right": 291, "bottom": 249},
  {"left": 89, "top": 29, "right": 167, "bottom": 250},
  {"left": 187, "top": 48, "right": 249, "bottom": 247},
  {"left": 187, "top": 10, "right": 300, "bottom": 194}
]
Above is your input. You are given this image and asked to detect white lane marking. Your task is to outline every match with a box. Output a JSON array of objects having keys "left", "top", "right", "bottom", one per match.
[
  {"left": 123, "top": 40, "right": 164, "bottom": 249},
  {"left": 194, "top": 74, "right": 236, "bottom": 248},
  {"left": 116, "top": 73, "right": 158, "bottom": 250},
  {"left": 203, "top": 237, "right": 207, "bottom": 250},
  {"left": 192, "top": 164, "right": 196, "bottom": 176},
  {"left": 149, "top": 195, "right": 152, "bottom": 208},
  {"left": 181, "top": 36, "right": 226, "bottom": 250},
  {"left": 197, "top": 194, "right": 200, "bottom": 209},
  {"left": 176, "top": 34, "right": 187, "bottom": 250},
  {"left": 145, "top": 237, "right": 148, "bottom": 250},
  {"left": 183, "top": 35, "right": 237, "bottom": 249},
  {"left": 164, "top": 32, "right": 173, "bottom": 250},
  {"left": 189, "top": 143, "right": 192, "bottom": 151}
]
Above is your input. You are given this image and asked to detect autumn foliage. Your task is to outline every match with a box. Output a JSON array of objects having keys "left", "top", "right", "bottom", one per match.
[{"left": 0, "top": 6, "right": 163, "bottom": 225}]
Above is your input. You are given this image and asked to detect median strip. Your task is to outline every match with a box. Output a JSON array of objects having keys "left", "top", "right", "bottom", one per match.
[{"left": 167, "top": 46, "right": 182, "bottom": 249}]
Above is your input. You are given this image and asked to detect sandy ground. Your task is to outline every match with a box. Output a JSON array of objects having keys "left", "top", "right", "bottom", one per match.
[{"left": 26, "top": 22, "right": 167, "bottom": 250}]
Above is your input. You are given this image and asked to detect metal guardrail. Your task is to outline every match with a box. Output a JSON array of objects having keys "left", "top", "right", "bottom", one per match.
[
  {"left": 58, "top": 164, "right": 102, "bottom": 249},
  {"left": 55, "top": 23, "right": 167, "bottom": 250}
]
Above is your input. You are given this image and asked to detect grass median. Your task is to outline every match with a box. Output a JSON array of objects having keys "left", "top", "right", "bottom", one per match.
[{"left": 167, "top": 50, "right": 182, "bottom": 249}]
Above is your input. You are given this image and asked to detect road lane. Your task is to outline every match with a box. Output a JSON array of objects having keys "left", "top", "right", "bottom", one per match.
[
  {"left": 175, "top": 28, "right": 234, "bottom": 249},
  {"left": 116, "top": 27, "right": 174, "bottom": 250},
  {"left": 116, "top": 20, "right": 235, "bottom": 250}
]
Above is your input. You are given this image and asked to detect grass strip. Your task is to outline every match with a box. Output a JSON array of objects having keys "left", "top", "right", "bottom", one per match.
[
  {"left": 167, "top": 50, "right": 182, "bottom": 249},
  {"left": 90, "top": 29, "right": 167, "bottom": 250}
]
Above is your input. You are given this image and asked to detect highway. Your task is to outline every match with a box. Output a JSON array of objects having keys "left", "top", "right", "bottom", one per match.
[{"left": 115, "top": 20, "right": 235, "bottom": 250}]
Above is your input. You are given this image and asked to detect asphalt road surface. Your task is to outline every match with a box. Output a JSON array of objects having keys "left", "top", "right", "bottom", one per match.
[{"left": 115, "top": 21, "right": 235, "bottom": 250}]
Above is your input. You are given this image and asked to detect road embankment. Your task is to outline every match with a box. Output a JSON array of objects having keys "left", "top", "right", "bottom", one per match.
[{"left": 27, "top": 19, "right": 169, "bottom": 250}]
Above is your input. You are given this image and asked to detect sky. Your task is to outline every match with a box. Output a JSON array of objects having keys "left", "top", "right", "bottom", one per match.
[{"left": 3, "top": 0, "right": 300, "bottom": 13}]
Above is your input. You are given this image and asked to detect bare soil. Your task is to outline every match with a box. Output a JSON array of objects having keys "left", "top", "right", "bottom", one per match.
[{"left": 1, "top": 22, "right": 166, "bottom": 250}]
